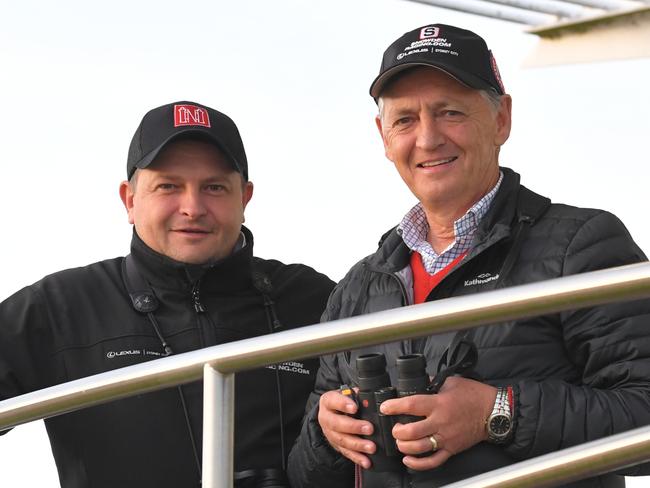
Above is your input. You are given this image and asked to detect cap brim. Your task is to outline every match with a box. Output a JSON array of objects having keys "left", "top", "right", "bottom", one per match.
[
  {"left": 369, "top": 61, "right": 495, "bottom": 99},
  {"left": 135, "top": 128, "right": 244, "bottom": 176}
]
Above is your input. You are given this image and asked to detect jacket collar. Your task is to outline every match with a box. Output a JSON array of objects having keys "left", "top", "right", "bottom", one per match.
[
  {"left": 129, "top": 225, "right": 255, "bottom": 292},
  {"left": 368, "top": 166, "right": 522, "bottom": 273},
  {"left": 469, "top": 167, "right": 520, "bottom": 257}
]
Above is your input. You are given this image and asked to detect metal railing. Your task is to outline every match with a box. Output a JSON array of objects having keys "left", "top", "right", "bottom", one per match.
[
  {"left": 404, "top": 0, "right": 650, "bottom": 26},
  {"left": 2, "top": 262, "right": 650, "bottom": 487}
]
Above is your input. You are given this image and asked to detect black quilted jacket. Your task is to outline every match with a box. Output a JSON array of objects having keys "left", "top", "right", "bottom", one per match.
[
  {"left": 0, "top": 227, "right": 334, "bottom": 488},
  {"left": 288, "top": 168, "right": 650, "bottom": 488}
]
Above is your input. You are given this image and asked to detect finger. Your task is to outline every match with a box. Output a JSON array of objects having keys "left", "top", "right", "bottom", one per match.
[
  {"left": 321, "top": 390, "right": 358, "bottom": 415},
  {"left": 377, "top": 396, "right": 409, "bottom": 415},
  {"left": 322, "top": 428, "right": 376, "bottom": 456},
  {"left": 392, "top": 418, "right": 434, "bottom": 441},
  {"left": 319, "top": 407, "right": 373, "bottom": 437},
  {"left": 338, "top": 446, "right": 372, "bottom": 470},
  {"left": 403, "top": 449, "right": 451, "bottom": 471},
  {"left": 380, "top": 394, "right": 436, "bottom": 417},
  {"left": 395, "top": 435, "right": 438, "bottom": 456}
]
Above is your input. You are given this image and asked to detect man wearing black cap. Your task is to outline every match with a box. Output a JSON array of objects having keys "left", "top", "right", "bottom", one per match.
[
  {"left": 0, "top": 101, "right": 335, "bottom": 488},
  {"left": 288, "top": 24, "right": 650, "bottom": 487}
]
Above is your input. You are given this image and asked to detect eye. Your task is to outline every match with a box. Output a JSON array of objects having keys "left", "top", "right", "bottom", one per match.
[
  {"left": 441, "top": 109, "right": 464, "bottom": 119},
  {"left": 205, "top": 184, "right": 226, "bottom": 193},
  {"left": 156, "top": 183, "right": 177, "bottom": 191},
  {"left": 393, "top": 116, "right": 413, "bottom": 128}
]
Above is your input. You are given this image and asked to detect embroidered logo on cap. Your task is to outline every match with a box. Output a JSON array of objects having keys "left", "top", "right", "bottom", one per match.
[
  {"left": 420, "top": 26, "right": 440, "bottom": 40},
  {"left": 490, "top": 52, "right": 505, "bottom": 94},
  {"left": 174, "top": 104, "right": 211, "bottom": 128}
]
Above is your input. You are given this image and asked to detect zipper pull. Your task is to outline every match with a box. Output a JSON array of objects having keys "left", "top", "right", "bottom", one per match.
[{"left": 192, "top": 283, "right": 205, "bottom": 313}]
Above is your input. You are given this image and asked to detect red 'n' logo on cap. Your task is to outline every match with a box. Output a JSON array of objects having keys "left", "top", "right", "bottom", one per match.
[
  {"left": 420, "top": 26, "right": 440, "bottom": 40},
  {"left": 174, "top": 104, "right": 211, "bottom": 128}
]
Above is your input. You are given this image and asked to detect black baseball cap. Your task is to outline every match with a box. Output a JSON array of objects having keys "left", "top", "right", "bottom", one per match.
[
  {"left": 127, "top": 101, "right": 248, "bottom": 180},
  {"left": 369, "top": 24, "right": 505, "bottom": 99}
]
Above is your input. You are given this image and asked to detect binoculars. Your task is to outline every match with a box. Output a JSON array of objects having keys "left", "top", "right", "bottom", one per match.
[
  {"left": 347, "top": 353, "right": 430, "bottom": 472},
  {"left": 345, "top": 340, "right": 478, "bottom": 472}
]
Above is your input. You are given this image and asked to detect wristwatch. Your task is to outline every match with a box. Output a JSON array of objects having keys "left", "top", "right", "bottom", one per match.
[{"left": 486, "top": 386, "right": 513, "bottom": 444}]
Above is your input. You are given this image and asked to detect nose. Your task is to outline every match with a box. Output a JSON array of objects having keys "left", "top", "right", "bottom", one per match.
[
  {"left": 416, "top": 113, "right": 445, "bottom": 151},
  {"left": 179, "top": 188, "right": 207, "bottom": 219}
]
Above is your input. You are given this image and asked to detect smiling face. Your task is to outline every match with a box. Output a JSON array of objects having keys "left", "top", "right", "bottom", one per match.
[
  {"left": 376, "top": 67, "right": 511, "bottom": 219},
  {"left": 120, "top": 139, "right": 253, "bottom": 264}
]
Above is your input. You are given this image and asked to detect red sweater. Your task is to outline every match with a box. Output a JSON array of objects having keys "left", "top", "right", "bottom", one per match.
[{"left": 410, "top": 251, "right": 467, "bottom": 304}]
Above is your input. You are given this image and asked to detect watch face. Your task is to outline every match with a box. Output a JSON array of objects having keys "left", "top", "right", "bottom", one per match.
[{"left": 489, "top": 414, "right": 511, "bottom": 436}]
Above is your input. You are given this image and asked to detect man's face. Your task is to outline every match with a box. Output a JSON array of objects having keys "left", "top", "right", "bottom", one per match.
[
  {"left": 376, "top": 67, "right": 511, "bottom": 216},
  {"left": 120, "top": 139, "right": 253, "bottom": 264}
]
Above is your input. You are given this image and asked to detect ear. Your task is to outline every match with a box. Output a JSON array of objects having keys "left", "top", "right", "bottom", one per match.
[
  {"left": 375, "top": 115, "right": 391, "bottom": 158},
  {"left": 242, "top": 181, "right": 254, "bottom": 208},
  {"left": 119, "top": 181, "right": 136, "bottom": 225},
  {"left": 241, "top": 181, "right": 254, "bottom": 223},
  {"left": 494, "top": 95, "right": 512, "bottom": 146}
]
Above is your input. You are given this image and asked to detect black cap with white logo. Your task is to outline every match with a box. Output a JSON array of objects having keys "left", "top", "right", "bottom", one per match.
[
  {"left": 127, "top": 101, "right": 248, "bottom": 180},
  {"left": 369, "top": 24, "right": 505, "bottom": 99}
]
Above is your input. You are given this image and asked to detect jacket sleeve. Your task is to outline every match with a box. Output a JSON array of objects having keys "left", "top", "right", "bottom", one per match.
[
  {"left": 0, "top": 284, "right": 54, "bottom": 435},
  {"left": 287, "top": 354, "right": 355, "bottom": 488},
  {"left": 287, "top": 283, "right": 357, "bottom": 488},
  {"left": 505, "top": 211, "right": 650, "bottom": 475}
]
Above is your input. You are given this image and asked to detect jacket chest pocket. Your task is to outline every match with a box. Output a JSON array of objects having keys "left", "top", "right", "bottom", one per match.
[{"left": 58, "top": 334, "right": 168, "bottom": 381}]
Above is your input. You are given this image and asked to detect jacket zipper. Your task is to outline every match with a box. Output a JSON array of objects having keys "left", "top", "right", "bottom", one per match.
[
  {"left": 191, "top": 279, "right": 221, "bottom": 348},
  {"left": 186, "top": 280, "right": 206, "bottom": 481},
  {"left": 192, "top": 281, "right": 205, "bottom": 313}
]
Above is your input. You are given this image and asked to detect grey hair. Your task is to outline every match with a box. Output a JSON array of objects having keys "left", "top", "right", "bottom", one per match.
[
  {"left": 377, "top": 97, "right": 386, "bottom": 120},
  {"left": 128, "top": 169, "right": 139, "bottom": 191},
  {"left": 478, "top": 89, "right": 503, "bottom": 113}
]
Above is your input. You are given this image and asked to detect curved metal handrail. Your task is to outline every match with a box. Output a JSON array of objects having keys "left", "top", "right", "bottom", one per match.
[
  {"left": 446, "top": 424, "right": 650, "bottom": 487},
  {"left": 1, "top": 261, "right": 650, "bottom": 487}
]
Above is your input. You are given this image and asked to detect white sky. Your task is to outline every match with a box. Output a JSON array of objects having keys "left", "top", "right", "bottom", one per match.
[{"left": 1, "top": 0, "right": 649, "bottom": 485}]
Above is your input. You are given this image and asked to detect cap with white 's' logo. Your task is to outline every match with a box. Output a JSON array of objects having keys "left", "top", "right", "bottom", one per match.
[{"left": 369, "top": 23, "right": 505, "bottom": 99}]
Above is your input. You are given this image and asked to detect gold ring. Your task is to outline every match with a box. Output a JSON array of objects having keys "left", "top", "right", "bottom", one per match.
[{"left": 429, "top": 435, "right": 438, "bottom": 451}]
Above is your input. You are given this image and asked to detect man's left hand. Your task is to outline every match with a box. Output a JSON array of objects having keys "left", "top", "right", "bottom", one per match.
[{"left": 379, "top": 377, "right": 497, "bottom": 470}]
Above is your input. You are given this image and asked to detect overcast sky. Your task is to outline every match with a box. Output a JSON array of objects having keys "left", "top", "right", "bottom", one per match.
[{"left": 1, "top": 0, "right": 649, "bottom": 485}]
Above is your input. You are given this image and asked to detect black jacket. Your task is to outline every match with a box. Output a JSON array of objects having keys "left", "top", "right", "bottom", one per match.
[
  {"left": 0, "top": 226, "right": 334, "bottom": 488},
  {"left": 288, "top": 168, "right": 650, "bottom": 488}
]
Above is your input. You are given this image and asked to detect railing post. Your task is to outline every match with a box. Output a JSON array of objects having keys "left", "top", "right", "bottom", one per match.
[{"left": 202, "top": 363, "right": 234, "bottom": 488}]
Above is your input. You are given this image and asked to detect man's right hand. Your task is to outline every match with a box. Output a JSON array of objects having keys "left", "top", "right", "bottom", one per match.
[{"left": 318, "top": 389, "right": 376, "bottom": 469}]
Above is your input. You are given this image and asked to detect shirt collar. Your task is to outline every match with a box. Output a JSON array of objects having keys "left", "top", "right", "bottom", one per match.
[{"left": 397, "top": 171, "right": 503, "bottom": 268}]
